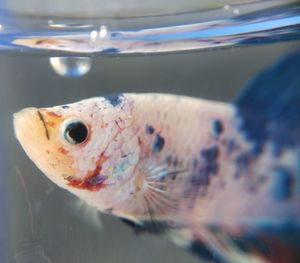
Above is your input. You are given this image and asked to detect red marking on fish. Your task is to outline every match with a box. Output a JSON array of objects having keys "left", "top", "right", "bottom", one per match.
[
  {"left": 138, "top": 136, "right": 142, "bottom": 146},
  {"left": 46, "top": 121, "right": 55, "bottom": 127},
  {"left": 67, "top": 153, "right": 108, "bottom": 191},
  {"left": 101, "top": 121, "right": 108, "bottom": 128},
  {"left": 114, "top": 117, "right": 125, "bottom": 130},
  {"left": 58, "top": 147, "right": 68, "bottom": 155},
  {"left": 47, "top": 111, "right": 62, "bottom": 118}
]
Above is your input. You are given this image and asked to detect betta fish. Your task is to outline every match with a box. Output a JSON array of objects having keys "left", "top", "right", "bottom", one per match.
[{"left": 14, "top": 49, "right": 300, "bottom": 263}]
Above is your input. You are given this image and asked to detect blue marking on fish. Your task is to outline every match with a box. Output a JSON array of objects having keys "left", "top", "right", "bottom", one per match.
[
  {"left": 211, "top": 119, "right": 223, "bottom": 138},
  {"left": 270, "top": 167, "right": 293, "bottom": 201},
  {"left": 189, "top": 240, "right": 219, "bottom": 262},
  {"left": 145, "top": 124, "right": 155, "bottom": 135},
  {"left": 200, "top": 146, "right": 219, "bottom": 176},
  {"left": 152, "top": 134, "right": 165, "bottom": 154},
  {"left": 234, "top": 50, "right": 300, "bottom": 154},
  {"left": 104, "top": 94, "right": 124, "bottom": 107}
]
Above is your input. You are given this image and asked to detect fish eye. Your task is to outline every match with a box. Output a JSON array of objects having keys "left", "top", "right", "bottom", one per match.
[{"left": 60, "top": 118, "right": 89, "bottom": 145}]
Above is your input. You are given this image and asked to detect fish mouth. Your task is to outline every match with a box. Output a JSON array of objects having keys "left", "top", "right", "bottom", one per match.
[
  {"left": 13, "top": 107, "right": 49, "bottom": 143},
  {"left": 14, "top": 107, "right": 36, "bottom": 139}
]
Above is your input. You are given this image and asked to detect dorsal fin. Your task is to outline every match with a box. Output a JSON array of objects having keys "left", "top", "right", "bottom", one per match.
[{"left": 234, "top": 49, "right": 300, "bottom": 154}]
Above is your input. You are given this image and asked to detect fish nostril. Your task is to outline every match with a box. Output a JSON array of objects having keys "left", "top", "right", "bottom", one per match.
[{"left": 37, "top": 110, "right": 50, "bottom": 140}]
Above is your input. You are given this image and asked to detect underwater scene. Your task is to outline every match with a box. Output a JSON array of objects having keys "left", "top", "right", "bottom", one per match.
[{"left": 0, "top": 1, "right": 300, "bottom": 263}]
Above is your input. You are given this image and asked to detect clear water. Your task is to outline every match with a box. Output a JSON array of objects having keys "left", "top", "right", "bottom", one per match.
[{"left": 0, "top": 1, "right": 299, "bottom": 263}]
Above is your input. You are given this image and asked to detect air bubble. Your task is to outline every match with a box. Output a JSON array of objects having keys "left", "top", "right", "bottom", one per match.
[
  {"left": 233, "top": 9, "right": 240, "bottom": 15},
  {"left": 49, "top": 57, "right": 91, "bottom": 77},
  {"left": 99, "top": 26, "right": 108, "bottom": 38},
  {"left": 90, "top": 25, "right": 109, "bottom": 41},
  {"left": 90, "top": 30, "right": 98, "bottom": 40},
  {"left": 224, "top": 4, "right": 231, "bottom": 10}
]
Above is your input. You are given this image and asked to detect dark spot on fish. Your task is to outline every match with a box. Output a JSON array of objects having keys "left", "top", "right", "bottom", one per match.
[
  {"left": 37, "top": 110, "right": 49, "bottom": 140},
  {"left": 201, "top": 146, "right": 219, "bottom": 163},
  {"left": 211, "top": 119, "right": 223, "bottom": 138},
  {"left": 61, "top": 105, "right": 69, "bottom": 109},
  {"left": 235, "top": 153, "right": 250, "bottom": 168},
  {"left": 152, "top": 134, "right": 165, "bottom": 154},
  {"left": 270, "top": 166, "right": 293, "bottom": 201},
  {"left": 139, "top": 220, "right": 170, "bottom": 234},
  {"left": 165, "top": 155, "right": 172, "bottom": 165},
  {"left": 88, "top": 174, "right": 107, "bottom": 185},
  {"left": 159, "top": 176, "right": 166, "bottom": 182},
  {"left": 209, "top": 162, "right": 218, "bottom": 174},
  {"left": 104, "top": 94, "right": 124, "bottom": 107},
  {"left": 235, "top": 152, "right": 252, "bottom": 178},
  {"left": 200, "top": 146, "right": 219, "bottom": 175},
  {"left": 171, "top": 173, "right": 177, "bottom": 180},
  {"left": 173, "top": 156, "right": 178, "bottom": 167},
  {"left": 188, "top": 149, "right": 215, "bottom": 205},
  {"left": 226, "top": 139, "right": 237, "bottom": 154},
  {"left": 187, "top": 146, "right": 220, "bottom": 207},
  {"left": 121, "top": 219, "right": 170, "bottom": 235},
  {"left": 120, "top": 218, "right": 137, "bottom": 230},
  {"left": 191, "top": 170, "right": 209, "bottom": 186},
  {"left": 189, "top": 240, "right": 219, "bottom": 262},
  {"left": 145, "top": 124, "right": 154, "bottom": 135}
]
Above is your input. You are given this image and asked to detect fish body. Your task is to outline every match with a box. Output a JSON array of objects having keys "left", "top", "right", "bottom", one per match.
[{"left": 14, "top": 50, "right": 300, "bottom": 263}]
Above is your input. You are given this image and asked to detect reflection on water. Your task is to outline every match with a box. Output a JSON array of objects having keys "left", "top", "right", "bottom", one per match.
[{"left": 0, "top": 2, "right": 299, "bottom": 54}]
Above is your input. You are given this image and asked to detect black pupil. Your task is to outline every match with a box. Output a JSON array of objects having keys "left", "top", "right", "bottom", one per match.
[{"left": 65, "top": 122, "right": 88, "bottom": 144}]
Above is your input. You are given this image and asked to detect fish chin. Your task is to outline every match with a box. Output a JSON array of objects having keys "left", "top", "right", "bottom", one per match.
[{"left": 13, "top": 107, "right": 75, "bottom": 188}]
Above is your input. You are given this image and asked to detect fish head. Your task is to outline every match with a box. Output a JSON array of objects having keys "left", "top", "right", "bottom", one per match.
[{"left": 13, "top": 96, "right": 141, "bottom": 208}]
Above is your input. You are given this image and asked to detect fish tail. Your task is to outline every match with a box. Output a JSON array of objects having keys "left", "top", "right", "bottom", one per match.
[{"left": 234, "top": 48, "right": 300, "bottom": 154}]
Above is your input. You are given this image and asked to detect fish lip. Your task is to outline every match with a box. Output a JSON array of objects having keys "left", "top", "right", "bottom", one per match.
[
  {"left": 13, "top": 108, "right": 34, "bottom": 140},
  {"left": 13, "top": 107, "right": 47, "bottom": 141}
]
